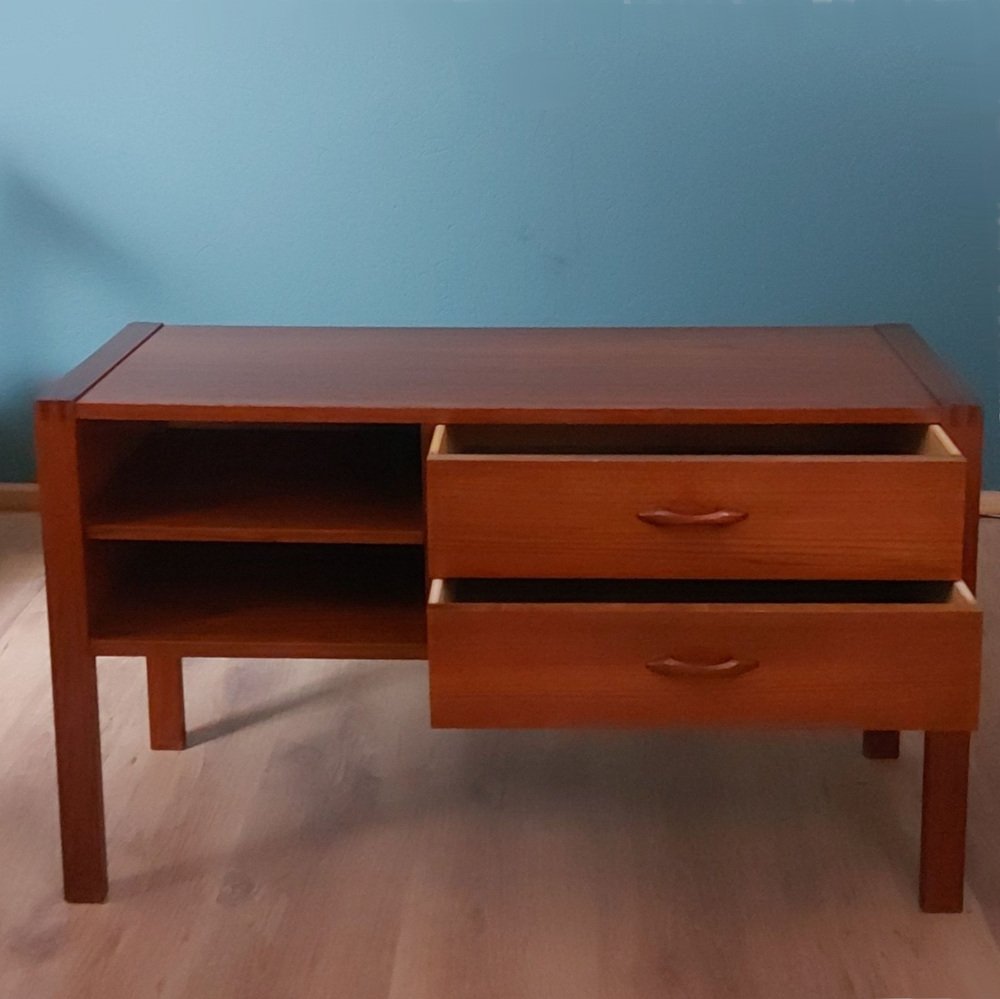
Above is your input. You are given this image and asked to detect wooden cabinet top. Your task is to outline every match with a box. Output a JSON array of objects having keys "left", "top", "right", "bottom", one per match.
[{"left": 43, "top": 322, "right": 979, "bottom": 424}]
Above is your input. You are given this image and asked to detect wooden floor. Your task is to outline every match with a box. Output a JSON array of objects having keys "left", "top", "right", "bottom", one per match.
[{"left": 3, "top": 513, "right": 1000, "bottom": 997}]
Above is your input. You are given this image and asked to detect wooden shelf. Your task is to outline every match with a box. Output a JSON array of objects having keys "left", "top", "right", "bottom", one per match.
[
  {"left": 86, "top": 424, "right": 424, "bottom": 544},
  {"left": 89, "top": 543, "right": 427, "bottom": 658}
]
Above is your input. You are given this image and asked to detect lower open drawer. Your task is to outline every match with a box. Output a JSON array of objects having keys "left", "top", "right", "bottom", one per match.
[{"left": 427, "top": 579, "right": 981, "bottom": 729}]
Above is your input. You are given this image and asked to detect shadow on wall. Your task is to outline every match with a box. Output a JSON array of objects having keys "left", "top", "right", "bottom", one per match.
[
  {"left": 0, "top": 395, "right": 34, "bottom": 482},
  {"left": 0, "top": 155, "right": 162, "bottom": 480}
]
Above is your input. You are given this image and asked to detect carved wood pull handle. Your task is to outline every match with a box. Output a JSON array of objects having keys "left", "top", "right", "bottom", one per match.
[
  {"left": 637, "top": 509, "right": 748, "bottom": 527},
  {"left": 646, "top": 657, "right": 759, "bottom": 678}
]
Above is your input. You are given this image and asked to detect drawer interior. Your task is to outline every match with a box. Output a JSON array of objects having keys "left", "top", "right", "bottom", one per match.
[
  {"left": 432, "top": 578, "right": 970, "bottom": 606},
  {"left": 432, "top": 423, "right": 959, "bottom": 458}
]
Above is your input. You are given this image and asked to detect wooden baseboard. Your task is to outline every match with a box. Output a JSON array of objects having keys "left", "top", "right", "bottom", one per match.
[
  {"left": 981, "top": 491, "right": 1000, "bottom": 518},
  {"left": 4, "top": 480, "right": 1000, "bottom": 519},
  {"left": 0, "top": 483, "right": 39, "bottom": 512}
]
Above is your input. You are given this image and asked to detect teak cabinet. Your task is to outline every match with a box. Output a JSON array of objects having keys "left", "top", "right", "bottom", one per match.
[{"left": 35, "top": 323, "right": 983, "bottom": 911}]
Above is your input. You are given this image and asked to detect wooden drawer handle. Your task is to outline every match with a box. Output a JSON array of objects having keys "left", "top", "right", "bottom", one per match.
[
  {"left": 646, "top": 656, "right": 759, "bottom": 678},
  {"left": 636, "top": 509, "right": 748, "bottom": 527}
]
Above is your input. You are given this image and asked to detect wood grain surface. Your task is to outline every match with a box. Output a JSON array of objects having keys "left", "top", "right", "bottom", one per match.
[
  {"left": 34, "top": 404, "right": 108, "bottom": 902},
  {"left": 75, "top": 325, "right": 946, "bottom": 423},
  {"left": 427, "top": 425, "right": 966, "bottom": 580},
  {"left": 427, "top": 581, "right": 981, "bottom": 729}
]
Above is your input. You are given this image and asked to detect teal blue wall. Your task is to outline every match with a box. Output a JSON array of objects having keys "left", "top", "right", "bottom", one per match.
[{"left": 1, "top": 2, "right": 997, "bottom": 482}]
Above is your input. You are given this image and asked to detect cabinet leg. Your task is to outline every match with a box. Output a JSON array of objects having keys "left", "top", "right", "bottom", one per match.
[
  {"left": 146, "top": 655, "right": 186, "bottom": 750},
  {"left": 863, "top": 730, "right": 900, "bottom": 759},
  {"left": 51, "top": 650, "right": 108, "bottom": 902},
  {"left": 920, "top": 731, "right": 970, "bottom": 913}
]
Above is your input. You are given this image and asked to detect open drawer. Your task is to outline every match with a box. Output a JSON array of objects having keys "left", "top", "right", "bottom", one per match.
[
  {"left": 427, "top": 578, "right": 981, "bottom": 729},
  {"left": 425, "top": 424, "right": 967, "bottom": 580}
]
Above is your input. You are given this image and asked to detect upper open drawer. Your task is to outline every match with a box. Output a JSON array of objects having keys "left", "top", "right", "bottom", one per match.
[{"left": 426, "top": 424, "right": 967, "bottom": 581}]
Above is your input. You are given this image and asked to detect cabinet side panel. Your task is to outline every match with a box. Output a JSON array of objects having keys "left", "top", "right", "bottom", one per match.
[{"left": 35, "top": 400, "right": 108, "bottom": 900}]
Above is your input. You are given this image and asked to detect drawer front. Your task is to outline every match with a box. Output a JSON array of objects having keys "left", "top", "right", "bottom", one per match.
[
  {"left": 427, "top": 445, "right": 966, "bottom": 581},
  {"left": 427, "top": 584, "right": 981, "bottom": 729}
]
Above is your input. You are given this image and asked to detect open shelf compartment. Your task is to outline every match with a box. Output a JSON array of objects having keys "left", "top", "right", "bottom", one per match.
[
  {"left": 83, "top": 422, "right": 425, "bottom": 543},
  {"left": 89, "top": 542, "right": 427, "bottom": 659}
]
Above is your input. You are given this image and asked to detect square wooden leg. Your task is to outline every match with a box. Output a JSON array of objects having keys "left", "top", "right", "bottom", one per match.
[
  {"left": 146, "top": 655, "right": 187, "bottom": 750},
  {"left": 919, "top": 731, "right": 970, "bottom": 913},
  {"left": 37, "top": 402, "right": 110, "bottom": 902},
  {"left": 863, "top": 730, "right": 900, "bottom": 759},
  {"left": 51, "top": 649, "right": 108, "bottom": 902}
]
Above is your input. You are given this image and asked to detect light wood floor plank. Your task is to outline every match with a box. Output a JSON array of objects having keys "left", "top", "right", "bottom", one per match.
[
  {"left": 0, "top": 513, "right": 44, "bottom": 639},
  {"left": 3, "top": 513, "right": 1000, "bottom": 997}
]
